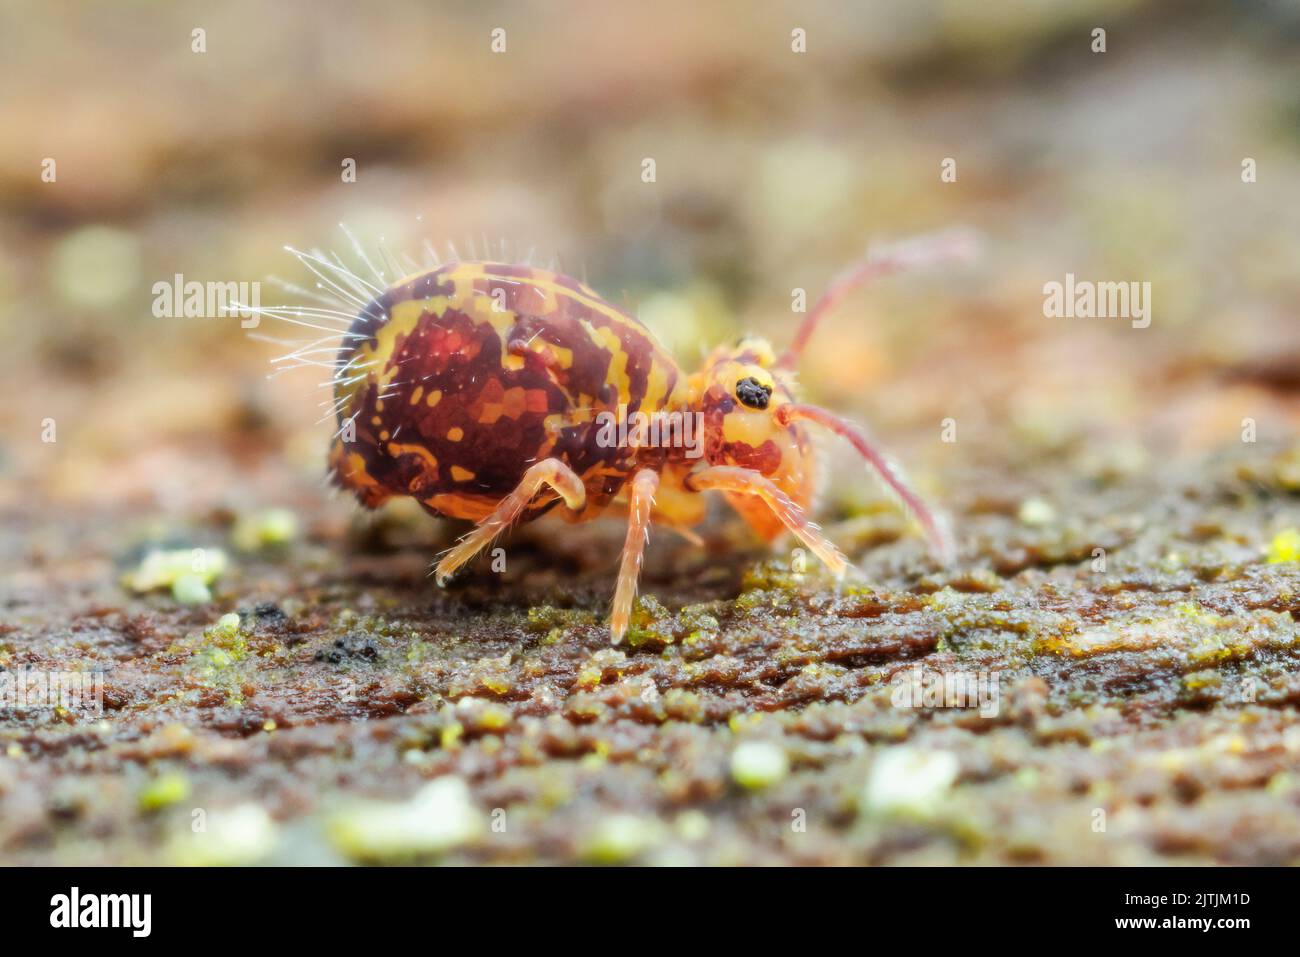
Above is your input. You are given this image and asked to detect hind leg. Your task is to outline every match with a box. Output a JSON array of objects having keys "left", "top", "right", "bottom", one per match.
[
  {"left": 434, "top": 458, "right": 586, "bottom": 586},
  {"left": 609, "top": 469, "right": 659, "bottom": 645}
]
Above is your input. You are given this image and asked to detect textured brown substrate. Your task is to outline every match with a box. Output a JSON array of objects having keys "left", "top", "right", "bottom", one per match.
[{"left": 2, "top": 444, "right": 1298, "bottom": 865}]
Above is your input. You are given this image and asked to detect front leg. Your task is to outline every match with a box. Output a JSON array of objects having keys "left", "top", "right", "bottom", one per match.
[
  {"left": 609, "top": 468, "right": 659, "bottom": 644},
  {"left": 434, "top": 458, "right": 586, "bottom": 586},
  {"left": 686, "top": 465, "right": 849, "bottom": 577}
]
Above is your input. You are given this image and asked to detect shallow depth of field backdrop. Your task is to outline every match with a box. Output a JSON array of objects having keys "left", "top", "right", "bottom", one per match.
[
  {"left": 1, "top": 0, "right": 1298, "bottom": 519},
  {"left": 1, "top": 1, "right": 1300, "bottom": 865}
]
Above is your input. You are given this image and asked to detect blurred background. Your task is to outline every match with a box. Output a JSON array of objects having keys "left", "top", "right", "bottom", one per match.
[{"left": 1, "top": 0, "right": 1298, "bottom": 529}]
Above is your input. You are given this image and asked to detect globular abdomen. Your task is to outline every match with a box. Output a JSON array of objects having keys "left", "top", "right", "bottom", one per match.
[{"left": 329, "top": 261, "right": 684, "bottom": 522}]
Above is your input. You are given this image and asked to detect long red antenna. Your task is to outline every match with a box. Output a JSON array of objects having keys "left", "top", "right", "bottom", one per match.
[
  {"left": 776, "top": 402, "right": 955, "bottom": 564},
  {"left": 776, "top": 228, "right": 980, "bottom": 371}
]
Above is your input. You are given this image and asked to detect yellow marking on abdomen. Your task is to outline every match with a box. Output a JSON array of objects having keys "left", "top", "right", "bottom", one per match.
[
  {"left": 586, "top": 322, "right": 632, "bottom": 406},
  {"left": 387, "top": 442, "right": 440, "bottom": 475},
  {"left": 424, "top": 492, "right": 497, "bottom": 521},
  {"left": 478, "top": 267, "right": 648, "bottom": 343}
]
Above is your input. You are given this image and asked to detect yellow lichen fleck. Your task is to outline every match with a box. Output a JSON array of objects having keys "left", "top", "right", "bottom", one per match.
[{"left": 1267, "top": 528, "right": 1300, "bottom": 564}]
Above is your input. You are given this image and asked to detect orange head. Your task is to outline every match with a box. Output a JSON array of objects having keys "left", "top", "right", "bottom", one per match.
[
  {"left": 688, "top": 336, "right": 817, "bottom": 541},
  {"left": 682, "top": 228, "right": 978, "bottom": 560}
]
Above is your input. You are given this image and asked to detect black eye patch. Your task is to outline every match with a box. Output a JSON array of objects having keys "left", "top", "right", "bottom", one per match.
[{"left": 735, "top": 376, "right": 772, "bottom": 410}]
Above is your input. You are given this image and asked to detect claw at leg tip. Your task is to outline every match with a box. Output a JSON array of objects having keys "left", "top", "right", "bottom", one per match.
[
  {"left": 827, "top": 551, "right": 849, "bottom": 579},
  {"left": 609, "top": 614, "right": 628, "bottom": 645}
]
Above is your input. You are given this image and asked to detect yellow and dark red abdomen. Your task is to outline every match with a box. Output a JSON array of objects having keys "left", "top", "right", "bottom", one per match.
[{"left": 328, "top": 262, "right": 683, "bottom": 521}]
